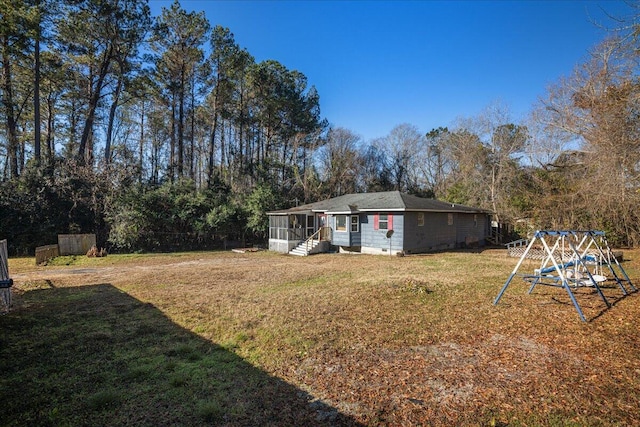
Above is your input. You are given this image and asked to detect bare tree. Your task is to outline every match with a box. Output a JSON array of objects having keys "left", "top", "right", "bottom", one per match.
[
  {"left": 422, "top": 127, "right": 452, "bottom": 198},
  {"left": 471, "top": 102, "right": 528, "bottom": 222},
  {"left": 317, "top": 127, "right": 362, "bottom": 197},
  {"left": 374, "top": 123, "right": 424, "bottom": 192},
  {"left": 536, "top": 37, "right": 640, "bottom": 244}
]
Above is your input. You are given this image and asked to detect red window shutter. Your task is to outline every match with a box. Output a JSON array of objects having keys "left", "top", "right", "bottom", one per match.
[
  {"left": 388, "top": 214, "right": 393, "bottom": 230},
  {"left": 374, "top": 213, "right": 379, "bottom": 230}
]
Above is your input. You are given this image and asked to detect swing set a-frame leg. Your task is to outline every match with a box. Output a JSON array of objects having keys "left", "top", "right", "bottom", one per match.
[
  {"left": 538, "top": 235, "right": 590, "bottom": 322},
  {"left": 561, "top": 279, "right": 587, "bottom": 322},
  {"left": 494, "top": 273, "right": 517, "bottom": 305},
  {"left": 494, "top": 237, "right": 538, "bottom": 305}
]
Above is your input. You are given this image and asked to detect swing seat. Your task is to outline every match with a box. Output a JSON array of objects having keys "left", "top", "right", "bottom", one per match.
[
  {"left": 590, "top": 274, "right": 607, "bottom": 283},
  {"left": 575, "top": 275, "right": 606, "bottom": 287}
]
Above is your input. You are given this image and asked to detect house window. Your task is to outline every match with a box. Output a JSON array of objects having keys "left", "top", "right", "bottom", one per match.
[
  {"left": 448, "top": 213, "right": 454, "bottom": 226},
  {"left": 350, "top": 215, "right": 359, "bottom": 232},
  {"left": 474, "top": 214, "right": 478, "bottom": 228},
  {"left": 379, "top": 214, "right": 389, "bottom": 230},
  {"left": 336, "top": 215, "right": 347, "bottom": 232},
  {"left": 417, "top": 212, "right": 424, "bottom": 227},
  {"left": 374, "top": 213, "right": 393, "bottom": 230}
]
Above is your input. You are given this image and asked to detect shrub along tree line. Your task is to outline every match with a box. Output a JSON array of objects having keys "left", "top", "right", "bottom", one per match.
[
  {"left": 1, "top": 0, "right": 640, "bottom": 254},
  {"left": 0, "top": 160, "right": 280, "bottom": 254}
]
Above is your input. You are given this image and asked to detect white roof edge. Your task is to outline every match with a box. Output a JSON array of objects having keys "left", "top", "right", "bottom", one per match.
[
  {"left": 267, "top": 210, "right": 313, "bottom": 215},
  {"left": 354, "top": 208, "right": 487, "bottom": 213},
  {"left": 356, "top": 208, "right": 406, "bottom": 212},
  {"left": 274, "top": 208, "right": 489, "bottom": 214},
  {"left": 414, "top": 209, "right": 487, "bottom": 213}
]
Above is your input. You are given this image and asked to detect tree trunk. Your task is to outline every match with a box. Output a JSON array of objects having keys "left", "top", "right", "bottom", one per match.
[
  {"left": 105, "top": 75, "right": 123, "bottom": 164},
  {"left": 34, "top": 21, "right": 41, "bottom": 163},
  {"left": 46, "top": 90, "right": 55, "bottom": 165},
  {"left": 208, "top": 110, "right": 218, "bottom": 185},
  {"left": 219, "top": 121, "right": 226, "bottom": 178},
  {"left": 78, "top": 44, "right": 113, "bottom": 163},
  {"left": 177, "top": 66, "right": 185, "bottom": 177},
  {"left": 2, "top": 40, "right": 19, "bottom": 178},
  {"left": 139, "top": 99, "right": 145, "bottom": 183},
  {"left": 170, "top": 97, "right": 176, "bottom": 182},
  {"left": 189, "top": 80, "right": 195, "bottom": 179}
]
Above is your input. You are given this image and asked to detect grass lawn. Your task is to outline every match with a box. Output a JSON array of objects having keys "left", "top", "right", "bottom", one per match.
[{"left": 1, "top": 249, "right": 639, "bottom": 426}]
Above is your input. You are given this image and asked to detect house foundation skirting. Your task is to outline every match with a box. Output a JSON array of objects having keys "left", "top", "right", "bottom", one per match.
[
  {"left": 338, "top": 246, "right": 361, "bottom": 254},
  {"left": 361, "top": 246, "right": 402, "bottom": 256},
  {"left": 269, "top": 239, "right": 300, "bottom": 254}
]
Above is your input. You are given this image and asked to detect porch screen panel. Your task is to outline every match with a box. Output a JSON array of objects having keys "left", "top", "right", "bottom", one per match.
[
  {"left": 269, "top": 216, "right": 290, "bottom": 240},
  {"left": 279, "top": 215, "right": 288, "bottom": 240}
]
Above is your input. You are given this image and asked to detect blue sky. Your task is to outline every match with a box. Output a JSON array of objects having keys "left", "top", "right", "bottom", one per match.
[{"left": 149, "top": 0, "right": 633, "bottom": 142}]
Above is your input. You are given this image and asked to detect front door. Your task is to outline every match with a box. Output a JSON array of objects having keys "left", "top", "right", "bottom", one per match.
[
  {"left": 306, "top": 215, "right": 315, "bottom": 237},
  {"left": 316, "top": 214, "right": 327, "bottom": 239}
]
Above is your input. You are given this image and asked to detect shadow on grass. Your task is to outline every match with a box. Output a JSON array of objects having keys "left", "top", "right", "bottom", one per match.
[
  {"left": 533, "top": 281, "right": 638, "bottom": 322},
  {"left": 0, "top": 283, "right": 362, "bottom": 426}
]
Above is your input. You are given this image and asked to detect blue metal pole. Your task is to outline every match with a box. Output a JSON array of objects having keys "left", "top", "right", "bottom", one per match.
[
  {"left": 567, "top": 235, "right": 610, "bottom": 308},
  {"left": 494, "top": 234, "right": 539, "bottom": 305},
  {"left": 527, "top": 276, "right": 539, "bottom": 294},
  {"left": 539, "top": 234, "right": 588, "bottom": 322},
  {"left": 563, "top": 278, "right": 587, "bottom": 322},
  {"left": 494, "top": 273, "right": 517, "bottom": 305}
]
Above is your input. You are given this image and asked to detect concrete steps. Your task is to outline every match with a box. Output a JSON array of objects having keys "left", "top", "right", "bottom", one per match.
[{"left": 289, "top": 239, "right": 321, "bottom": 256}]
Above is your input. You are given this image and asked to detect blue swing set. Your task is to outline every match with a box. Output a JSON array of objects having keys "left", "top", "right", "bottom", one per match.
[{"left": 494, "top": 230, "right": 635, "bottom": 321}]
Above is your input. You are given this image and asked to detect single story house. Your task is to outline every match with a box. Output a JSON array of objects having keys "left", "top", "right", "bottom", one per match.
[{"left": 267, "top": 191, "right": 491, "bottom": 256}]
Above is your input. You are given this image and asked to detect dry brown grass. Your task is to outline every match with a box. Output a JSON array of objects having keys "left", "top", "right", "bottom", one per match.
[{"left": 7, "top": 249, "right": 640, "bottom": 426}]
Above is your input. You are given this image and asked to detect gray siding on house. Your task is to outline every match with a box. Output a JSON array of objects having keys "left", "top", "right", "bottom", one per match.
[
  {"left": 360, "top": 213, "right": 403, "bottom": 253},
  {"left": 330, "top": 215, "right": 349, "bottom": 246},
  {"left": 403, "top": 212, "right": 455, "bottom": 253},
  {"left": 332, "top": 211, "right": 488, "bottom": 254},
  {"left": 329, "top": 214, "right": 363, "bottom": 247},
  {"left": 403, "top": 211, "right": 488, "bottom": 253},
  {"left": 455, "top": 213, "right": 487, "bottom": 247},
  {"left": 329, "top": 213, "right": 403, "bottom": 253}
]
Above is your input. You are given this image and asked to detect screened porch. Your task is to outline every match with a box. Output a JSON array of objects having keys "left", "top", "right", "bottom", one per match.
[
  {"left": 269, "top": 213, "right": 315, "bottom": 241},
  {"left": 268, "top": 212, "right": 332, "bottom": 253}
]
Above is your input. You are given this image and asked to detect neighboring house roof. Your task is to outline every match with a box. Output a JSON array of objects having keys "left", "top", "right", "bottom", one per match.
[{"left": 268, "top": 191, "right": 490, "bottom": 215}]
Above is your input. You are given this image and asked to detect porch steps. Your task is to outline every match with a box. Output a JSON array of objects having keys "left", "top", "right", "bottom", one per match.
[{"left": 289, "top": 239, "right": 321, "bottom": 256}]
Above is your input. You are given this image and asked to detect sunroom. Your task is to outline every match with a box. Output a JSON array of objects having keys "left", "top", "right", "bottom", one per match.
[{"left": 268, "top": 210, "right": 316, "bottom": 253}]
